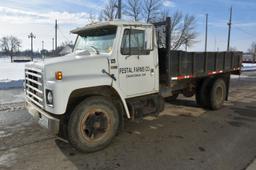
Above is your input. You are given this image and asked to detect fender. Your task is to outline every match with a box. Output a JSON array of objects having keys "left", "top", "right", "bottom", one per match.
[
  {"left": 111, "top": 81, "right": 131, "bottom": 118},
  {"left": 44, "top": 74, "right": 131, "bottom": 118}
]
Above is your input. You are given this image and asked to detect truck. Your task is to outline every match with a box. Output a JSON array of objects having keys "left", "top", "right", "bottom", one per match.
[{"left": 25, "top": 18, "right": 242, "bottom": 152}]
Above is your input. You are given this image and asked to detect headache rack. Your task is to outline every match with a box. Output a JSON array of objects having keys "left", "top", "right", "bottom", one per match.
[{"left": 25, "top": 68, "right": 44, "bottom": 108}]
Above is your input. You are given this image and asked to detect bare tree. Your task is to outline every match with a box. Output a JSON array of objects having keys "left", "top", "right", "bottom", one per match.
[
  {"left": 88, "top": 11, "right": 97, "bottom": 24},
  {"left": 0, "top": 37, "right": 9, "bottom": 53},
  {"left": 99, "top": 0, "right": 117, "bottom": 21},
  {"left": 98, "top": 12, "right": 104, "bottom": 22},
  {"left": 229, "top": 46, "right": 238, "bottom": 51},
  {"left": 157, "top": 11, "right": 197, "bottom": 50},
  {"left": 142, "top": 0, "right": 162, "bottom": 23},
  {"left": 125, "top": 0, "right": 141, "bottom": 21},
  {"left": 0, "top": 36, "right": 21, "bottom": 61},
  {"left": 248, "top": 42, "right": 256, "bottom": 61},
  {"left": 248, "top": 42, "right": 256, "bottom": 53}
]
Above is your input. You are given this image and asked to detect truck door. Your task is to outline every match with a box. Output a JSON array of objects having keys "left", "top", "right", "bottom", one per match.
[{"left": 118, "top": 27, "right": 156, "bottom": 98}]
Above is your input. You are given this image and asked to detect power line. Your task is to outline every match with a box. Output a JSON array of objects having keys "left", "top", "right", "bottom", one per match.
[
  {"left": 58, "top": 26, "right": 70, "bottom": 42},
  {"left": 233, "top": 26, "right": 256, "bottom": 37}
]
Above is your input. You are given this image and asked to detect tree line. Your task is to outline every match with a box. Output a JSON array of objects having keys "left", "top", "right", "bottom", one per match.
[
  {"left": 0, "top": 35, "right": 74, "bottom": 61},
  {"left": 1, "top": 0, "right": 255, "bottom": 58},
  {"left": 0, "top": 36, "right": 22, "bottom": 60}
]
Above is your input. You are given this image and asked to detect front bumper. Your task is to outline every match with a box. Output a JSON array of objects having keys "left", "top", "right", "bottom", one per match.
[{"left": 25, "top": 100, "right": 60, "bottom": 134}]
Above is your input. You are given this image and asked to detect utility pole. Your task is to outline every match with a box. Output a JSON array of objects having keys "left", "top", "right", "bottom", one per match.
[
  {"left": 205, "top": 14, "right": 208, "bottom": 52},
  {"left": 28, "top": 32, "right": 36, "bottom": 61},
  {"left": 214, "top": 36, "right": 217, "bottom": 51},
  {"left": 52, "top": 38, "right": 54, "bottom": 51},
  {"left": 254, "top": 44, "right": 256, "bottom": 62},
  {"left": 227, "top": 7, "right": 232, "bottom": 51},
  {"left": 42, "top": 41, "right": 44, "bottom": 50},
  {"left": 114, "top": 0, "right": 121, "bottom": 19},
  {"left": 55, "top": 20, "right": 58, "bottom": 53},
  {"left": 185, "top": 39, "right": 188, "bottom": 51},
  {"left": 117, "top": 0, "right": 121, "bottom": 19}
]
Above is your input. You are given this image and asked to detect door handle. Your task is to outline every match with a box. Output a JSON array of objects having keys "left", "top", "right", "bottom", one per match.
[
  {"left": 125, "top": 55, "right": 140, "bottom": 60},
  {"left": 150, "top": 69, "right": 155, "bottom": 76}
]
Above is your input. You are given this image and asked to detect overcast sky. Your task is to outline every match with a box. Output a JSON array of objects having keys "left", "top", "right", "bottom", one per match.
[{"left": 0, "top": 0, "right": 255, "bottom": 52}]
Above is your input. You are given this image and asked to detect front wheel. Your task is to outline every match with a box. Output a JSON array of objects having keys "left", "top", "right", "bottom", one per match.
[{"left": 68, "top": 96, "right": 119, "bottom": 152}]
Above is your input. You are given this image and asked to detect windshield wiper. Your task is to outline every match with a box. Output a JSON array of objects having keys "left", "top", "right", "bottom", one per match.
[{"left": 89, "top": 46, "right": 100, "bottom": 55}]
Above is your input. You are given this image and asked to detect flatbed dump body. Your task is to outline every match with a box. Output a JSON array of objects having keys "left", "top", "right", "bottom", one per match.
[
  {"left": 154, "top": 17, "right": 242, "bottom": 89},
  {"left": 159, "top": 50, "right": 242, "bottom": 85}
]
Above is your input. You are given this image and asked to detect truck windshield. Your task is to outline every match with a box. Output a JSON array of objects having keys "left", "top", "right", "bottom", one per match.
[{"left": 74, "top": 26, "right": 117, "bottom": 54}]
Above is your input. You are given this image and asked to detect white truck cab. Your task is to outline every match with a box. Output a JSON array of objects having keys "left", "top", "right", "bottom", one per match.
[
  {"left": 25, "top": 19, "right": 242, "bottom": 152},
  {"left": 25, "top": 20, "right": 161, "bottom": 152}
]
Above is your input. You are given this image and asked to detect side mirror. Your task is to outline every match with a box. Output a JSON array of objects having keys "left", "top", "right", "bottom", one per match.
[{"left": 144, "top": 41, "right": 148, "bottom": 49}]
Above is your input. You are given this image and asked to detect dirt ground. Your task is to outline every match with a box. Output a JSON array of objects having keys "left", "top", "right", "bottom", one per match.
[{"left": 0, "top": 73, "right": 256, "bottom": 170}]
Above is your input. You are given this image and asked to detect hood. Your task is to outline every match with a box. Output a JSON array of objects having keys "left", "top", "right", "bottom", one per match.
[{"left": 25, "top": 52, "right": 110, "bottom": 81}]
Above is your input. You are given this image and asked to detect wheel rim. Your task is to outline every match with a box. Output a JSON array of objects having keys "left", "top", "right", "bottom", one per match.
[
  {"left": 216, "top": 86, "right": 223, "bottom": 103},
  {"left": 80, "top": 108, "right": 111, "bottom": 143}
]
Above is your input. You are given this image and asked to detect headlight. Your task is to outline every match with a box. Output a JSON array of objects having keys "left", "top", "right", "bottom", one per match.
[{"left": 46, "top": 90, "right": 53, "bottom": 105}]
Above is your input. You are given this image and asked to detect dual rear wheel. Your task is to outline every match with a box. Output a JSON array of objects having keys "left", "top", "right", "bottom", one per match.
[{"left": 196, "top": 78, "right": 227, "bottom": 110}]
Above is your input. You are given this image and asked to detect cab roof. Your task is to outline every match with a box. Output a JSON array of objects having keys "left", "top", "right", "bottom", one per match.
[{"left": 71, "top": 20, "right": 153, "bottom": 34}]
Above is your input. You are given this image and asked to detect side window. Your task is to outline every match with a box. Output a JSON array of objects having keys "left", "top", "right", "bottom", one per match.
[{"left": 121, "top": 29, "right": 149, "bottom": 55}]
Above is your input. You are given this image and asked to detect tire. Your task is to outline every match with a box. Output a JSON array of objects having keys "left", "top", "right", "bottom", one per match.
[
  {"left": 158, "top": 95, "right": 165, "bottom": 113},
  {"left": 165, "top": 93, "right": 179, "bottom": 102},
  {"left": 196, "top": 78, "right": 212, "bottom": 108},
  {"left": 68, "top": 96, "right": 119, "bottom": 153},
  {"left": 209, "top": 78, "right": 227, "bottom": 110}
]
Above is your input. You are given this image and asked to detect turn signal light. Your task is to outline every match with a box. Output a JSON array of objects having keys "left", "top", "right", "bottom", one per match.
[{"left": 55, "top": 71, "right": 63, "bottom": 80}]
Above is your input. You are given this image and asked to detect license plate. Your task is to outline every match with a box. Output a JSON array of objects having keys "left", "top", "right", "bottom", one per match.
[{"left": 38, "top": 114, "right": 49, "bottom": 129}]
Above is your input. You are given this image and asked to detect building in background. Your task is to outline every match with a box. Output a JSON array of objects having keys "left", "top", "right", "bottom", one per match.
[
  {"left": 12, "top": 56, "right": 32, "bottom": 62},
  {"left": 243, "top": 53, "right": 256, "bottom": 63}
]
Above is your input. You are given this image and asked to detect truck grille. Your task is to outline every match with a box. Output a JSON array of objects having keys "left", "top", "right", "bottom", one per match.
[{"left": 25, "top": 68, "right": 44, "bottom": 108}]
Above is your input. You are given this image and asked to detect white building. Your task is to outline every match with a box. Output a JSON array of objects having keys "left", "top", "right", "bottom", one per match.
[{"left": 243, "top": 53, "right": 255, "bottom": 63}]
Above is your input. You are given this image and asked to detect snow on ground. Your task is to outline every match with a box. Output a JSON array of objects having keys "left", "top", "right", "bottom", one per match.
[
  {"left": 0, "top": 57, "right": 41, "bottom": 89},
  {"left": 0, "top": 58, "right": 26, "bottom": 81},
  {"left": 242, "top": 63, "right": 256, "bottom": 71}
]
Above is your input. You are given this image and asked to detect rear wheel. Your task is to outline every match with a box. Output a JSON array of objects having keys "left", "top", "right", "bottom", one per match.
[
  {"left": 209, "top": 79, "right": 226, "bottom": 110},
  {"left": 68, "top": 96, "right": 119, "bottom": 153},
  {"left": 196, "top": 78, "right": 212, "bottom": 108},
  {"left": 158, "top": 95, "right": 165, "bottom": 113}
]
